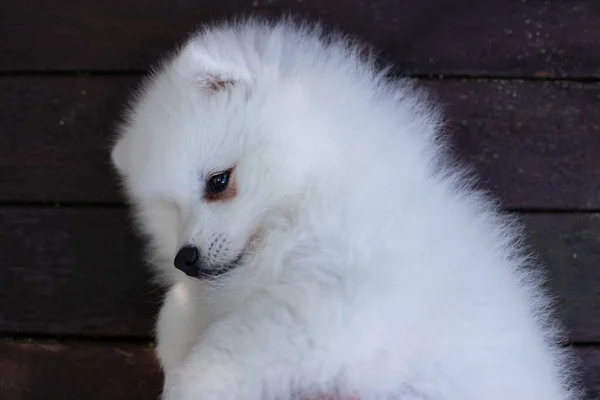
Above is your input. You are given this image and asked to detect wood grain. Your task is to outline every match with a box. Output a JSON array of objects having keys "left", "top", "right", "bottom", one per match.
[
  {"left": 577, "top": 347, "right": 600, "bottom": 399},
  {"left": 1, "top": 1, "right": 598, "bottom": 77},
  {"left": 0, "top": 207, "right": 159, "bottom": 338},
  {"left": 426, "top": 79, "right": 600, "bottom": 210},
  {"left": 0, "top": 208, "right": 598, "bottom": 342},
  {"left": 0, "top": 340, "right": 162, "bottom": 400},
  {"left": 0, "top": 341, "right": 598, "bottom": 400},
  {"left": 0, "top": 76, "right": 128, "bottom": 204},
  {"left": 524, "top": 214, "right": 600, "bottom": 343},
  {"left": 1, "top": 76, "right": 599, "bottom": 209}
]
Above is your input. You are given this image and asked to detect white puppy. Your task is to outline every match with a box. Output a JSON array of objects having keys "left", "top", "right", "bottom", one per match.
[{"left": 110, "top": 17, "right": 582, "bottom": 400}]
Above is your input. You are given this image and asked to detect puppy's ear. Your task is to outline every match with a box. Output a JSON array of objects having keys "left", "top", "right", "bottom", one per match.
[{"left": 173, "top": 38, "right": 250, "bottom": 93}]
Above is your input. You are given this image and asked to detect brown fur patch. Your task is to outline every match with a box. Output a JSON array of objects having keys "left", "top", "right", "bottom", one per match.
[
  {"left": 204, "top": 75, "right": 236, "bottom": 92},
  {"left": 248, "top": 226, "right": 266, "bottom": 251}
]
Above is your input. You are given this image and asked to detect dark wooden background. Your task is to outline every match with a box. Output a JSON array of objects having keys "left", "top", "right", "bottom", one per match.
[{"left": 1, "top": 1, "right": 599, "bottom": 399}]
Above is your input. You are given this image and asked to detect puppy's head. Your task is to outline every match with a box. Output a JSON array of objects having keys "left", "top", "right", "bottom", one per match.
[{"left": 110, "top": 22, "right": 339, "bottom": 282}]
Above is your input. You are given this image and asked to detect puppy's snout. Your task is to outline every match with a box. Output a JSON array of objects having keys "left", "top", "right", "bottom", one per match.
[{"left": 174, "top": 246, "right": 200, "bottom": 278}]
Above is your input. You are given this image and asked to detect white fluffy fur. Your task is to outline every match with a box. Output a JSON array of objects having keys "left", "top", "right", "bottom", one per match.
[{"left": 110, "top": 17, "right": 583, "bottom": 400}]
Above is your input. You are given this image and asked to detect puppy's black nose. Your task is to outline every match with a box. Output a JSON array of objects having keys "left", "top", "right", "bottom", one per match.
[{"left": 174, "top": 246, "right": 200, "bottom": 277}]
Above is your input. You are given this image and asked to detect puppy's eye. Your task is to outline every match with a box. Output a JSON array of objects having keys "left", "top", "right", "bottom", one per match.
[
  {"left": 207, "top": 171, "right": 231, "bottom": 194},
  {"left": 204, "top": 168, "right": 237, "bottom": 202}
]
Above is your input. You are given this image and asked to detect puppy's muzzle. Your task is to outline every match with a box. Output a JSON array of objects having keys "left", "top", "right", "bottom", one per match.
[
  {"left": 174, "top": 245, "right": 201, "bottom": 278},
  {"left": 174, "top": 245, "right": 238, "bottom": 279}
]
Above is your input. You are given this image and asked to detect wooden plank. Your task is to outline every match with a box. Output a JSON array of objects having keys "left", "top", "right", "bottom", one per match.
[
  {"left": 426, "top": 79, "right": 600, "bottom": 210},
  {"left": 0, "top": 76, "right": 127, "bottom": 204},
  {"left": 524, "top": 214, "right": 600, "bottom": 343},
  {"left": 0, "top": 208, "right": 598, "bottom": 342},
  {"left": 576, "top": 347, "right": 600, "bottom": 399},
  {"left": 0, "top": 341, "right": 598, "bottom": 399},
  {"left": 0, "top": 208, "right": 158, "bottom": 338},
  {"left": 1, "top": 0, "right": 598, "bottom": 77},
  {"left": 0, "top": 340, "right": 162, "bottom": 400},
  {"left": 1, "top": 76, "right": 599, "bottom": 209}
]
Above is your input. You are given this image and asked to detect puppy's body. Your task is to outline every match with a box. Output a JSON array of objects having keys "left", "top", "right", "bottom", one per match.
[{"left": 111, "top": 18, "right": 582, "bottom": 400}]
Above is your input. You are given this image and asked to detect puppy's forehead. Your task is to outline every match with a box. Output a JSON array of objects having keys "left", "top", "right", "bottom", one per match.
[
  {"left": 124, "top": 86, "right": 252, "bottom": 187},
  {"left": 137, "top": 77, "right": 246, "bottom": 140}
]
